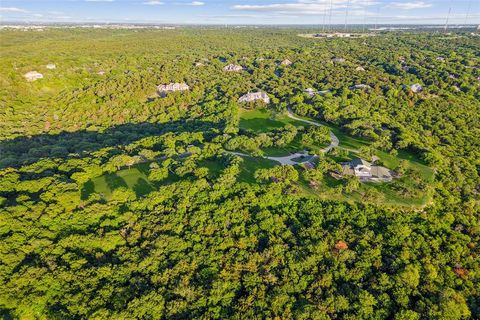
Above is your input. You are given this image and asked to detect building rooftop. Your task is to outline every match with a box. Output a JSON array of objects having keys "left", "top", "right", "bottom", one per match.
[
  {"left": 157, "top": 83, "right": 190, "bottom": 95},
  {"left": 24, "top": 71, "right": 43, "bottom": 81},
  {"left": 224, "top": 64, "right": 243, "bottom": 72},
  {"left": 238, "top": 91, "right": 270, "bottom": 104}
]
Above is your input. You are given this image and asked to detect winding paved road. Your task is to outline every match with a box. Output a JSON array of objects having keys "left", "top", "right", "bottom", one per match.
[{"left": 226, "top": 109, "right": 357, "bottom": 166}]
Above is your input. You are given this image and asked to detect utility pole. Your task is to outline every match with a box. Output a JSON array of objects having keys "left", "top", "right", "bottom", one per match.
[
  {"left": 344, "top": 0, "right": 350, "bottom": 32},
  {"left": 464, "top": 0, "right": 472, "bottom": 26},
  {"left": 444, "top": 6, "right": 451, "bottom": 32},
  {"left": 328, "top": 0, "right": 333, "bottom": 32}
]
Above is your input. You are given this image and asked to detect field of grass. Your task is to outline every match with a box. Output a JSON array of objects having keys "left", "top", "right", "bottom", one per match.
[
  {"left": 85, "top": 163, "right": 153, "bottom": 199},
  {"left": 239, "top": 108, "right": 306, "bottom": 132}
]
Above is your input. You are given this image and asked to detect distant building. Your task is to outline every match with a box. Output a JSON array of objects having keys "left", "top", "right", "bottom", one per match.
[
  {"left": 340, "top": 158, "right": 393, "bottom": 182},
  {"left": 349, "top": 84, "right": 371, "bottom": 90},
  {"left": 332, "top": 58, "right": 346, "bottom": 63},
  {"left": 304, "top": 88, "right": 316, "bottom": 97},
  {"left": 24, "top": 71, "right": 43, "bottom": 81},
  {"left": 195, "top": 62, "right": 204, "bottom": 67},
  {"left": 410, "top": 83, "right": 423, "bottom": 93},
  {"left": 238, "top": 92, "right": 270, "bottom": 104},
  {"left": 224, "top": 64, "right": 243, "bottom": 72},
  {"left": 280, "top": 59, "right": 292, "bottom": 66},
  {"left": 46, "top": 63, "right": 56, "bottom": 69},
  {"left": 355, "top": 66, "right": 365, "bottom": 71},
  {"left": 157, "top": 83, "right": 190, "bottom": 96}
]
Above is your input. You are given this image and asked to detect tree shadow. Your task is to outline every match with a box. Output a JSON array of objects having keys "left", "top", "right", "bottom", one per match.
[
  {"left": 105, "top": 173, "right": 128, "bottom": 191},
  {"left": 80, "top": 180, "right": 95, "bottom": 200},
  {"left": 133, "top": 178, "right": 154, "bottom": 197},
  {"left": 0, "top": 119, "right": 222, "bottom": 169}
]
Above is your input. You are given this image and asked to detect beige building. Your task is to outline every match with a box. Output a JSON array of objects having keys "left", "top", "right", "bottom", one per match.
[
  {"left": 341, "top": 158, "right": 393, "bottom": 182},
  {"left": 24, "top": 71, "right": 43, "bottom": 81},
  {"left": 238, "top": 92, "right": 270, "bottom": 104},
  {"left": 224, "top": 64, "right": 243, "bottom": 72},
  {"left": 157, "top": 83, "right": 190, "bottom": 96}
]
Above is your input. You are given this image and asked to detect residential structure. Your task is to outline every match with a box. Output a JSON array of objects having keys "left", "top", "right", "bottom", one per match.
[
  {"left": 224, "top": 64, "right": 243, "bottom": 72},
  {"left": 157, "top": 83, "right": 190, "bottom": 96},
  {"left": 340, "top": 158, "right": 393, "bottom": 182},
  {"left": 280, "top": 59, "right": 292, "bottom": 66},
  {"left": 238, "top": 92, "right": 270, "bottom": 104},
  {"left": 410, "top": 83, "right": 423, "bottom": 93},
  {"left": 332, "top": 58, "right": 346, "bottom": 63},
  {"left": 349, "top": 84, "right": 371, "bottom": 90},
  {"left": 46, "top": 63, "right": 56, "bottom": 69},
  {"left": 24, "top": 71, "right": 43, "bottom": 81}
]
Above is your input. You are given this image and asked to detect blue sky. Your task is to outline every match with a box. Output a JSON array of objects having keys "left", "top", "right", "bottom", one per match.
[{"left": 1, "top": 0, "right": 479, "bottom": 25}]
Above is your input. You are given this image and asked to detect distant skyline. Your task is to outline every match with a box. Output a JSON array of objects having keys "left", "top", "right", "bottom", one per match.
[{"left": 1, "top": 0, "right": 479, "bottom": 25}]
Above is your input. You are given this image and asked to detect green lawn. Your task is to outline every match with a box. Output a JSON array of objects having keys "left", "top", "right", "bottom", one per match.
[
  {"left": 239, "top": 108, "right": 306, "bottom": 132},
  {"left": 238, "top": 156, "right": 278, "bottom": 183},
  {"left": 88, "top": 163, "right": 154, "bottom": 199}
]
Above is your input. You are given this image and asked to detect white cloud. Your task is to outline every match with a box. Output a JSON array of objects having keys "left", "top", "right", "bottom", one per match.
[
  {"left": 85, "top": 0, "right": 115, "bottom": 2},
  {"left": 0, "top": 7, "right": 28, "bottom": 13},
  {"left": 232, "top": 0, "right": 376, "bottom": 15},
  {"left": 190, "top": 1, "right": 205, "bottom": 5},
  {"left": 389, "top": 1, "right": 432, "bottom": 10},
  {"left": 143, "top": 0, "right": 164, "bottom": 4}
]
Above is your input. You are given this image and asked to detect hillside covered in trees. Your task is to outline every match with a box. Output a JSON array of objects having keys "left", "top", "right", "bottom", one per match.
[{"left": 0, "top": 28, "right": 479, "bottom": 319}]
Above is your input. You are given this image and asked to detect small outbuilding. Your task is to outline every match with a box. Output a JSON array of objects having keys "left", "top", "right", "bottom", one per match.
[
  {"left": 355, "top": 66, "right": 365, "bottom": 71},
  {"left": 280, "top": 59, "right": 292, "bottom": 66},
  {"left": 24, "top": 71, "right": 43, "bottom": 81},
  {"left": 238, "top": 92, "right": 270, "bottom": 104},
  {"left": 224, "top": 64, "right": 243, "bottom": 72},
  {"left": 46, "top": 63, "right": 56, "bottom": 70}
]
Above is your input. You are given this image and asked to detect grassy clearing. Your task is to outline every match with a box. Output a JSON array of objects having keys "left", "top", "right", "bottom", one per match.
[
  {"left": 239, "top": 108, "right": 306, "bottom": 132},
  {"left": 238, "top": 156, "right": 278, "bottom": 183},
  {"left": 87, "top": 163, "right": 154, "bottom": 199}
]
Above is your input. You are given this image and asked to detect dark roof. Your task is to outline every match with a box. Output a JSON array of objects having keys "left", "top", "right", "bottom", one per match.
[{"left": 350, "top": 158, "right": 371, "bottom": 167}]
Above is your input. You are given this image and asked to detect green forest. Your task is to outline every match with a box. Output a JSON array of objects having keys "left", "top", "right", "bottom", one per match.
[{"left": 0, "top": 27, "right": 479, "bottom": 319}]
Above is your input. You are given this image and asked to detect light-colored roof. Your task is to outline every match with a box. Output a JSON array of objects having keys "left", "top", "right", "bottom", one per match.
[
  {"left": 157, "top": 83, "right": 190, "bottom": 94},
  {"left": 24, "top": 71, "right": 43, "bottom": 81},
  {"left": 281, "top": 59, "right": 292, "bottom": 65},
  {"left": 46, "top": 63, "right": 56, "bottom": 69},
  {"left": 410, "top": 83, "right": 423, "bottom": 93},
  {"left": 355, "top": 66, "right": 365, "bottom": 71},
  {"left": 370, "top": 166, "right": 392, "bottom": 179},
  {"left": 238, "top": 91, "right": 270, "bottom": 104},
  {"left": 350, "top": 84, "right": 371, "bottom": 90},
  {"left": 224, "top": 64, "right": 243, "bottom": 72}
]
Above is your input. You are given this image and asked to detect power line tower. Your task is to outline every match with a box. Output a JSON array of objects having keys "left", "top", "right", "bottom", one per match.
[
  {"left": 344, "top": 0, "right": 350, "bottom": 32},
  {"left": 444, "top": 6, "right": 452, "bottom": 32}
]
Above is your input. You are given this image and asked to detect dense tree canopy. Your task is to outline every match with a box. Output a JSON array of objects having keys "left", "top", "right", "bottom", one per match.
[{"left": 0, "top": 27, "right": 479, "bottom": 319}]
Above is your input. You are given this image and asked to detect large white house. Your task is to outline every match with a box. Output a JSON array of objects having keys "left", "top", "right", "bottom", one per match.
[
  {"left": 157, "top": 83, "right": 190, "bottom": 96},
  {"left": 238, "top": 92, "right": 270, "bottom": 104},
  {"left": 341, "top": 158, "right": 393, "bottom": 182},
  {"left": 24, "top": 71, "right": 43, "bottom": 81}
]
